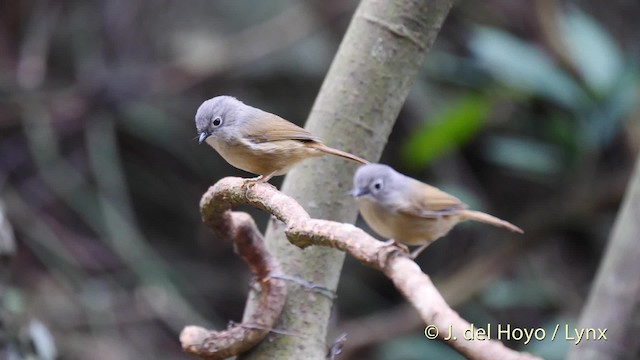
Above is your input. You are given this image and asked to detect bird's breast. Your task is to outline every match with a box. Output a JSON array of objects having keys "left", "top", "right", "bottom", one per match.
[
  {"left": 357, "top": 198, "right": 460, "bottom": 246},
  {"left": 206, "top": 136, "right": 319, "bottom": 176}
]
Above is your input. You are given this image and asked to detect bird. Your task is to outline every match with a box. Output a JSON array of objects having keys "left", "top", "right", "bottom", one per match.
[
  {"left": 351, "top": 163, "right": 523, "bottom": 258},
  {"left": 195, "top": 96, "right": 368, "bottom": 183}
]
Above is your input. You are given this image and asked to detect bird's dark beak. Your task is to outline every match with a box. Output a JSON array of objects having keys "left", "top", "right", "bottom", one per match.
[
  {"left": 198, "top": 131, "right": 210, "bottom": 144},
  {"left": 350, "top": 188, "right": 369, "bottom": 198}
]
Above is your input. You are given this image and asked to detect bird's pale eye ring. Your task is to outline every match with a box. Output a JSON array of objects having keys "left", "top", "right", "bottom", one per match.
[
  {"left": 212, "top": 116, "right": 223, "bottom": 127},
  {"left": 372, "top": 179, "right": 384, "bottom": 192}
]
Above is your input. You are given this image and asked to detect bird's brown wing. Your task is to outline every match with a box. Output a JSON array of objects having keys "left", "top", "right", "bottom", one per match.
[
  {"left": 396, "top": 178, "right": 466, "bottom": 218},
  {"left": 243, "top": 113, "right": 320, "bottom": 143}
]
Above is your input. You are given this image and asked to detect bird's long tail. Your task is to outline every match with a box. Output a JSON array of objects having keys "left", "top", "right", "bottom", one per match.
[
  {"left": 311, "top": 143, "right": 369, "bottom": 165},
  {"left": 460, "top": 210, "right": 524, "bottom": 233}
]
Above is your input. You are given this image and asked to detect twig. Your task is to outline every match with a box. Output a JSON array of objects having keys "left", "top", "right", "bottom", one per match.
[
  {"left": 0, "top": 199, "right": 16, "bottom": 299},
  {"left": 180, "top": 211, "right": 287, "bottom": 359},
  {"left": 16, "top": 0, "right": 60, "bottom": 90},
  {"left": 0, "top": 200, "right": 16, "bottom": 258}
]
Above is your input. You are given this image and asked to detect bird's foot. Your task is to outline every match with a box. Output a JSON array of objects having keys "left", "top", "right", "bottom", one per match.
[
  {"left": 380, "top": 240, "right": 430, "bottom": 260},
  {"left": 241, "top": 176, "right": 263, "bottom": 190},
  {"left": 241, "top": 172, "right": 277, "bottom": 190},
  {"left": 382, "top": 239, "right": 410, "bottom": 254},
  {"left": 375, "top": 239, "right": 410, "bottom": 268}
]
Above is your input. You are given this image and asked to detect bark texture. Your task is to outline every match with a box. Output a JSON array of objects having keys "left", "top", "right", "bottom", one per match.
[{"left": 240, "top": 1, "right": 455, "bottom": 358}]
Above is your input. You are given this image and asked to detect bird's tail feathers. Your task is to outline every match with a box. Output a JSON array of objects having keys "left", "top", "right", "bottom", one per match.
[
  {"left": 460, "top": 210, "right": 524, "bottom": 234},
  {"left": 311, "top": 144, "right": 369, "bottom": 165}
]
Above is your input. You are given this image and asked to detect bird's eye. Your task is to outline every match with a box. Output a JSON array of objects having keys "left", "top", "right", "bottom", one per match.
[
  {"left": 372, "top": 179, "right": 383, "bottom": 192},
  {"left": 212, "top": 116, "right": 222, "bottom": 127}
]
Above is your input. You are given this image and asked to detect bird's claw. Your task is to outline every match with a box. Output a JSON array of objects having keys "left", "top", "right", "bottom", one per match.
[{"left": 382, "top": 239, "right": 410, "bottom": 254}]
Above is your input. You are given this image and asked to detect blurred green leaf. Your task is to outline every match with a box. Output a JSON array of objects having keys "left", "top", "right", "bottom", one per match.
[
  {"left": 401, "top": 95, "right": 491, "bottom": 169},
  {"left": 561, "top": 9, "right": 624, "bottom": 95},
  {"left": 582, "top": 66, "right": 640, "bottom": 148},
  {"left": 3, "top": 287, "right": 24, "bottom": 313},
  {"left": 483, "top": 135, "right": 563, "bottom": 177},
  {"left": 469, "top": 27, "right": 588, "bottom": 111},
  {"left": 547, "top": 115, "right": 576, "bottom": 148},
  {"left": 424, "top": 50, "right": 493, "bottom": 88}
]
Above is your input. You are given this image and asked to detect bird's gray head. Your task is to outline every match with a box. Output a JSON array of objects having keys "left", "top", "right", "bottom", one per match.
[
  {"left": 195, "top": 95, "right": 252, "bottom": 144},
  {"left": 351, "top": 163, "right": 404, "bottom": 203}
]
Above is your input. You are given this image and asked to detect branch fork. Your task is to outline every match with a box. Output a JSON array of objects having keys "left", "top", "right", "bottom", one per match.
[{"left": 181, "top": 177, "right": 540, "bottom": 360}]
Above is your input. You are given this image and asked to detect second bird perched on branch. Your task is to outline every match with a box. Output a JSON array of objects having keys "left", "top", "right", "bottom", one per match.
[
  {"left": 351, "top": 163, "right": 523, "bottom": 258},
  {"left": 195, "top": 96, "right": 368, "bottom": 183}
]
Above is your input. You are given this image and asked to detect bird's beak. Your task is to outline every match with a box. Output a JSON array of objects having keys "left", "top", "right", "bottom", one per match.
[
  {"left": 198, "top": 131, "right": 210, "bottom": 144},
  {"left": 350, "top": 188, "right": 368, "bottom": 198}
]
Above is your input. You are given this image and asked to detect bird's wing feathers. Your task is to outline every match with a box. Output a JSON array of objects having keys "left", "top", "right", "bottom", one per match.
[
  {"left": 243, "top": 113, "right": 320, "bottom": 143},
  {"left": 396, "top": 178, "right": 465, "bottom": 218}
]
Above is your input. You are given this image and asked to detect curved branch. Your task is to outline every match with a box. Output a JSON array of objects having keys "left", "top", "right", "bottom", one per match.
[
  {"left": 180, "top": 211, "right": 287, "bottom": 359},
  {"left": 189, "top": 177, "right": 541, "bottom": 360}
]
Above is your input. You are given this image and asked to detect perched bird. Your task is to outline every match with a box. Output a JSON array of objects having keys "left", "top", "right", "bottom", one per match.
[
  {"left": 195, "top": 96, "right": 368, "bottom": 182},
  {"left": 351, "top": 163, "right": 523, "bottom": 258}
]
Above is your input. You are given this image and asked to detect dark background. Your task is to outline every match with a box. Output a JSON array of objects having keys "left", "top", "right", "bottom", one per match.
[{"left": 1, "top": 0, "right": 639, "bottom": 359}]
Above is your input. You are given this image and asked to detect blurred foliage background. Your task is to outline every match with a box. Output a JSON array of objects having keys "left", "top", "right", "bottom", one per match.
[{"left": 1, "top": 0, "right": 639, "bottom": 359}]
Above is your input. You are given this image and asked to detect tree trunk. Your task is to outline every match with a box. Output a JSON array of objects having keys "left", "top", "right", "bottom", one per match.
[
  {"left": 239, "top": 0, "right": 454, "bottom": 358},
  {"left": 567, "top": 154, "right": 640, "bottom": 360}
]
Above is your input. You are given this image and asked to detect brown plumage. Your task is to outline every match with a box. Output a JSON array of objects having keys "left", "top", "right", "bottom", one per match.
[
  {"left": 195, "top": 96, "right": 368, "bottom": 182},
  {"left": 352, "top": 164, "right": 523, "bottom": 258}
]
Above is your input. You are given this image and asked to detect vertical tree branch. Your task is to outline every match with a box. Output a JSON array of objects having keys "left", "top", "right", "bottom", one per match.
[
  {"left": 567, "top": 154, "right": 640, "bottom": 360},
  {"left": 240, "top": 0, "right": 454, "bottom": 358}
]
